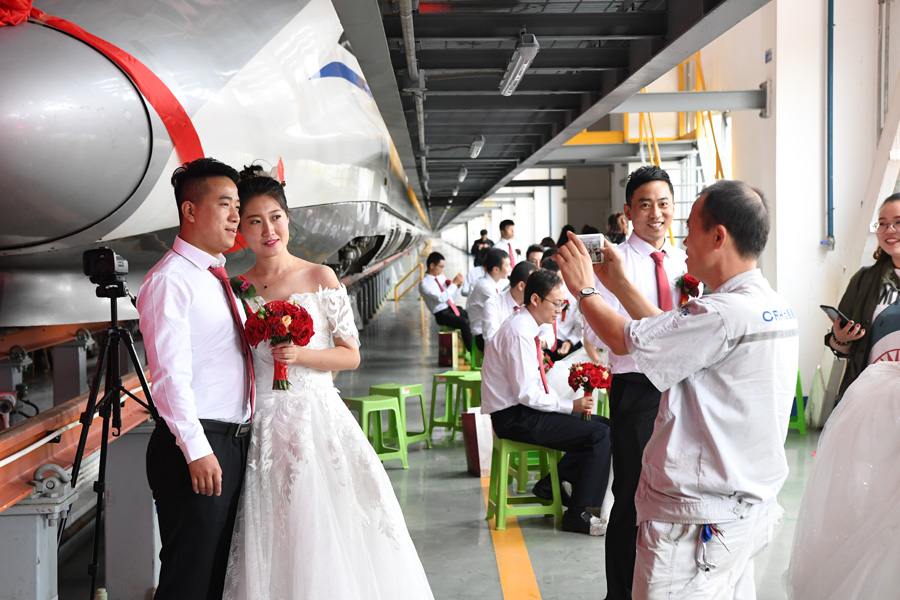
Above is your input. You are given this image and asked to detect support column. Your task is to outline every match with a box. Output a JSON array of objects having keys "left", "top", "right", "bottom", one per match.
[
  {"left": 52, "top": 329, "right": 96, "bottom": 406},
  {"left": 0, "top": 346, "right": 32, "bottom": 392},
  {"left": 0, "top": 464, "right": 78, "bottom": 600},
  {"left": 104, "top": 421, "right": 159, "bottom": 600}
]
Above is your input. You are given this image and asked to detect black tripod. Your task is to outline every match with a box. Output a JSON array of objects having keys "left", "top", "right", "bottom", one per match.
[{"left": 62, "top": 266, "right": 159, "bottom": 600}]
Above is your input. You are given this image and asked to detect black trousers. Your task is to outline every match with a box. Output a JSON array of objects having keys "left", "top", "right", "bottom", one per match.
[
  {"left": 604, "top": 373, "right": 662, "bottom": 600},
  {"left": 475, "top": 334, "right": 485, "bottom": 352},
  {"left": 546, "top": 339, "right": 583, "bottom": 363},
  {"left": 434, "top": 306, "right": 473, "bottom": 351},
  {"left": 490, "top": 404, "right": 611, "bottom": 508},
  {"left": 146, "top": 423, "right": 250, "bottom": 600}
]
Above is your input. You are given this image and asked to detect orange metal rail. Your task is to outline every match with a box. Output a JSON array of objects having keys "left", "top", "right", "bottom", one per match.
[
  {"left": 0, "top": 322, "right": 113, "bottom": 361},
  {"left": 0, "top": 370, "right": 151, "bottom": 514}
]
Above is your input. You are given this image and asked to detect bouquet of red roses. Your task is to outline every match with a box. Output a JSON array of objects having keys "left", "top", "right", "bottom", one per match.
[
  {"left": 567, "top": 362, "right": 612, "bottom": 421},
  {"left": 244, "top": 299, "right": 314, "bottom": 390},
  {"left": 676, "top": 273, "right": 701, "bottom": 306}
]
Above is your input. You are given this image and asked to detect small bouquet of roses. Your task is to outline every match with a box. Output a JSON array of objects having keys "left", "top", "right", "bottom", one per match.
[
  {"left": 568, "top": 362, "right": 612, "bottom": 421},
  {"left": 243, "top": 299, "right": 314, "bottom": 390},
  {"left": 676, "top": 273, "right": 701, "bottom": 306}
]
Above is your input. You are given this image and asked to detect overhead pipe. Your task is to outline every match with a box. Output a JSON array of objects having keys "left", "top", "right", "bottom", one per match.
[{"left": 399, "top": 0, "right": 428, "bottom": 162}]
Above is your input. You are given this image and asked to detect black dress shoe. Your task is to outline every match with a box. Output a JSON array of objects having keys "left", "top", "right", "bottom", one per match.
[
  {"left": 532, "top": 476, "right": 570, "bottom": 506},
  {"left": 562, "top": 509, "right": 606, "bottom": 536}
]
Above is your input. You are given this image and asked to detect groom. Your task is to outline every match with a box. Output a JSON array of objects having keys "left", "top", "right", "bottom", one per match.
[{"left": 138, "top": 157, "right": 254, "bottom": 599}]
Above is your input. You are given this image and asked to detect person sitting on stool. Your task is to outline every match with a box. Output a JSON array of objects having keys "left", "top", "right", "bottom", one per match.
[
  {"left": 468, "top": 247, "right": 511, "bottom": 352},
  {"left": 481, "top": 269, "right": 611, "bottom": 536},
  {"left": 418, "top": 251, "right": 473, "bottom": 352},
  {"left": 482, "top": 261, "right": 538, "bottom": 346}
]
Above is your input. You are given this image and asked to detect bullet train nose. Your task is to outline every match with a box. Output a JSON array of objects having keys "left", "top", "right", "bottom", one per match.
[{"left": 0, "top": 22, "right": 152, "bottom": 251}]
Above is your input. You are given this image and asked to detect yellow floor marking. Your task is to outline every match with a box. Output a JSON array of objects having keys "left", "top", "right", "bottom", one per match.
[{"left": 480, "top": 477, "right": 542, "bottom": 600}]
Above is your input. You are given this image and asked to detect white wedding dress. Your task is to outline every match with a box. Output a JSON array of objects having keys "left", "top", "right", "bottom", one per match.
[
  {"left": 783, "top": 361, "right": 900, "bottom": 599},
  {"left": 224, "top": 286, "right": 434, "bottom": 599}
]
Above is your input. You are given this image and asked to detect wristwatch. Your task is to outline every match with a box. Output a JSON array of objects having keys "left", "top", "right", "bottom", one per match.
[{"left": 578, "top": 287, "right": 599, "bottom": 302}]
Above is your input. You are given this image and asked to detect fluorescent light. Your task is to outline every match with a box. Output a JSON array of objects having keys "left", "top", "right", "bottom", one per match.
[
  {"left": 452, "top": 187, "right": 459, "bottom": 197},
  {"left": 457, "top": 166, "right": 468, "bottom": 182},
  {"left": 499, "top": 33, "right": 539, "bottom": 96},
  {"left": 469, "top": 135, "right": 485, "bottom": 158}
]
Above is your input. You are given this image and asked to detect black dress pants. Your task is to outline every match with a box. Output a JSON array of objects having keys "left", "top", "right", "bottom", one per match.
[
  {"left": 490, "top": 404, "right": 611, "bottom": 508},
  {"left": 146, "top": 423, "right": 250, "bottom": 600},
  {"left": 433, "top": 306, "right": 473, "bottom": 351},
  {"left": 604, "top": 373, "right": 662, "bottom": 600},
  {"left": 546, "top": 339, "right": 583, "bottom": 363}
]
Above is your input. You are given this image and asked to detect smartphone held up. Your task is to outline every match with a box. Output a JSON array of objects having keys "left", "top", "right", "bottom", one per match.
[{"left": 577, "top": 233, "right": 606, "bottom": 264}]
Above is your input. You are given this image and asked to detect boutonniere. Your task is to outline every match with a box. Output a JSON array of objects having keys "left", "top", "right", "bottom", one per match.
[
  {"left": 676, "top": 273, "right": 701, "bottom": 306},
  {"left": 444, "top": 279, "right": 452, "bottom": 288},
  {"left": 515, "top": 248, "right": 522, "bottom": 256},
  {"left": 230, "top": 275, "right": 257, "bottom": 300},
  {"left": 560, "top": 299, "right": 571, "bottom": 322},
  {"left": 542, "top": 353, "right": 554, "bottom": 372}
]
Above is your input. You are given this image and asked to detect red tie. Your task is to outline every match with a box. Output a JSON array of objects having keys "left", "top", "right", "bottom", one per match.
[
  {"left": 535, "top": 335, "right": 549, "bottom": 393},
  {"left": 550, "top": 321, "right": 558, "bottom": 352},
  {"left": 508, "top": 242, "right": 515, "bottom": 267},
  {"left": 650, "top": 251, "right": 674, "bottom": 311},
  {"left": 435, "top": 277, "right": 460, "bottom": 317},
  {"left": 209, "top": 266, "right": 256, "bottom": 418}
]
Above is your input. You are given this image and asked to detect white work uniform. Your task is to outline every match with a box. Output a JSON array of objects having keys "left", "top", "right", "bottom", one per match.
[
  {"left": 468, "top": 276, "right": 508, "bottom": 335},
  {"left": 418, "top": 274, "right": 461, "bottom": 314},
  {"left": 623, "top": 269, "right": 798, "bottom": 599},
  {"left": 461, "top": 266, "right": 486, "bottom": 297},
  {"left": 482, "top": 288, "right": 520, "bottom": 345}
]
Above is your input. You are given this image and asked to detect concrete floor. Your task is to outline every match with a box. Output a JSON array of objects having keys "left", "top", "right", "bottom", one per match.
[{"left": 53, "top": 239, "right": 818, "bottom": 599}]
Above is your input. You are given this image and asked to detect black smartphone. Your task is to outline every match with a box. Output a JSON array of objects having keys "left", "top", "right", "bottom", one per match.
[{"left": 820, "top": 305, "right": 850, "bottom": 328}]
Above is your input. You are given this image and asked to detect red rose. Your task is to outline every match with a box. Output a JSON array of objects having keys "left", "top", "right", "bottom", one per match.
[
  {"left": 589, "top": 375, "right": 602, "bottom": 388},
  {"left": 244, "top": 317, "right": 269, "bottom": 347},
  {"left": 445, "top": 279, "right": 452, "bottom": 287},
  {"left": 271, "top": 323, "right": 288, "bottom": 339}
]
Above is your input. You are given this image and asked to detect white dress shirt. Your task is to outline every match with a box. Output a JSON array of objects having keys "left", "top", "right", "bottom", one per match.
[
  {"left": 499, "top": 237, "right": 521, "bottom": 265},
  {"left": 137, "top": 236, "right": 250, "bottom": 463},
  {"left": 481, "top": 309, "right": 575, "bottom": 415},
  {"left": 468, "top": 276, "right": 509, "bottom": 335},
  {"left": 626, "top": 269, "right": 798, "bottom": 524},
  {"left": 482, "top": 289, "right": 520, "bottom": 344},
  {"left": 461, "top": 266, "right": 486, "bottom": 297},
  {"left": 555, "top": 287, "right": 583, "bottom": 344},
  {"left": 418, "top": 274, "right": 460, "bottom": 314},
  {"left": 585, "top": 233, "right": 689, "bottom": 374}
]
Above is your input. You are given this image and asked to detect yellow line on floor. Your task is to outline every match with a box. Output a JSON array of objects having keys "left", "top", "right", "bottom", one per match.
[{"left": 480, "top": 477, "right": 542, "bottom": 600}]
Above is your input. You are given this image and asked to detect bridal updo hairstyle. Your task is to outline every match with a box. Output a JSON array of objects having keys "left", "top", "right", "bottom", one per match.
[{"left": 237, "top": 164, "right": 290, "bottom": 222}]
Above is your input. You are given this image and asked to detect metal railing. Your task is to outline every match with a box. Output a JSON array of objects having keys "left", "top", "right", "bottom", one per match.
[{"left": 394, "top": 262, "right": 424, "bottom": 302}]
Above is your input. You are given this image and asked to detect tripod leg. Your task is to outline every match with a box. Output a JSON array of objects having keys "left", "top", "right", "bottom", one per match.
[
  {"left": 86, "top": 391, "right": 114, "bottom": 598},
  {"left": 70, "top": 334, "right": 111, "bottom": 488},
  {"left": 122, "top": 329, "right": 159, "bottom": 421}
]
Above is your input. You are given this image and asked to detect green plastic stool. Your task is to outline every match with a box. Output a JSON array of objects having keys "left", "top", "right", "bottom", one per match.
[
  {"left": 788, "top": 370, "right": 807, "bottom": 435},
  {"left": 452, "top": 373, "right": 482, "bottom": 439},
  {"left": 486, "top": 434, "right": 564, "bottom": 531},
  {"left": 369, "top": 383, "right": 432, "bottom": 449},
  {"left": 428, "top": 370, "right": 469, "bottom": 442},
  {"left": 470, "top": 338, "right": 483, "bottom": 369},
  {"left": 344, "top": 394, "right": 409, "bottom": 468}
]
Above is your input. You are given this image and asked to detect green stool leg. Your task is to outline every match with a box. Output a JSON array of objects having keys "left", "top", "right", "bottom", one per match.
[{"left": 789, "top": 370, "right": 807, "bottom": 435}]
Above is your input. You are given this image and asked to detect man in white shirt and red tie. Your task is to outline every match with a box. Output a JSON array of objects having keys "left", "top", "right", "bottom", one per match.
[
  {"left": 482, "top": 261, "right": 537, "bottom": 345},
  {"left": 468, "top": 247, "right": 511, "bottom": 352},
  {"left": 138, "top": 158, "right": 254, "bottom": 600},
  {"left": 581, "top": 165, "right": 691, "bottom": 600},
  {"left": 481, "top": 269, "right": 611, "bottom": 536},
  {"left": 418, "top": 251, "right": 474, "bottom": 352},
  {"left": 556, "top": 180, "right": 797, "bottom": 600},
  {"left": 498, "top": 219, "right": 521, "bottom": 267}
]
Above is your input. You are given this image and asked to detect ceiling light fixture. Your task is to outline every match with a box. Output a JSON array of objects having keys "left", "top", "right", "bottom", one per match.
[
  {"left": 499, "top": 32, "right": 540, "bottom": 96},
  {"left": 457, "top": 166, "right": 468, "bottom": 182},
  {"left": 469, "top": 135, "right": 485, "bottom": 159},
  {"left": 452, "top": 187, "right": 459, "bottom": 197}
]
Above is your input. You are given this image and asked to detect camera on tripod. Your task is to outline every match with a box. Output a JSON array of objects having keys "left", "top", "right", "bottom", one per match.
[{"left": 83, "top": 247, "right": 128, "bottom": 298}]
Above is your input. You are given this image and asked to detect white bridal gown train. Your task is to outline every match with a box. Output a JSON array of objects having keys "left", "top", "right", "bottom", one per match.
[{"left": 224, "top": 286, "right": 434, "bottom": 599}]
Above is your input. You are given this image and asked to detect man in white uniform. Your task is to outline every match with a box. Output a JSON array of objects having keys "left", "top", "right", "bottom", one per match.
[
  {"left": 556, "top": 180, "right": 798, "bottom": 599},
  {"left": 468, "top": 247, "right": 510, "bottom": 351},
  {"left": 418, "top": 251, "right": 473, "bottom": 351},
  {"left": 482, "top": 269, "right": 612, "bottom": 536},
  {"left": 584, "top": 165, "right": 690, "bottom": 600}
]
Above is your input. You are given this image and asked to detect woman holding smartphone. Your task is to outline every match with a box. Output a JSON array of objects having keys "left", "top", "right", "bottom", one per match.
[{"left": 827, "top": 192, "right": 900, "bottom": 400}]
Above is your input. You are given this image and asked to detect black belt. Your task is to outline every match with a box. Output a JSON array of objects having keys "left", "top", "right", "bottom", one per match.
[{"left": 199, "top": 419, "right": 252, "bottom": 438}]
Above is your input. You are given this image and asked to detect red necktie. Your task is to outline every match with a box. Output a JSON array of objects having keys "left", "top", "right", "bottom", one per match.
[
  {"left": 535, "top": 335, "right": 549, "bottom": 393},
  {"left": 550, "top": 321, "right": 558, "bottom": 352},
  {"left": 209, "top": 266, "right": 256, "bottom": 418},
  {"left": 435, "top": 277, "right": 460, "bottom": 317},
  {"left": 650, "top": 251, "right": 674, "bottom": 311},
  {"left": 508, "top": 242, "right": 515, "bottom": 267}
]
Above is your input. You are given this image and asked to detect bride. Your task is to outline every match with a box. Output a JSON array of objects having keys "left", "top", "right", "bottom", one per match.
[{"left": 223, "top": 169, "right": 434, "bottom": 599}]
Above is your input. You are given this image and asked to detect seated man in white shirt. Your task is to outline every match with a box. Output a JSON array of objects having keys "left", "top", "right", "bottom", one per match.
[
  {"left": 461, "top": 256, "right": 487, "bottom": 297},
  {"left": 482, "top": 261, "right": 537, "bottom": 345},
  {"left": 481, "top": 269, "right": 611, "bottom": 536},
  {"left": 556, "top": 181, "right": 798, "bottom": 599},
  {"left": 418, "top": 251, "right": 473, "bottom": 351},
  {"left": 468, "top": 247, "right": 511, "bottom": 352}
]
